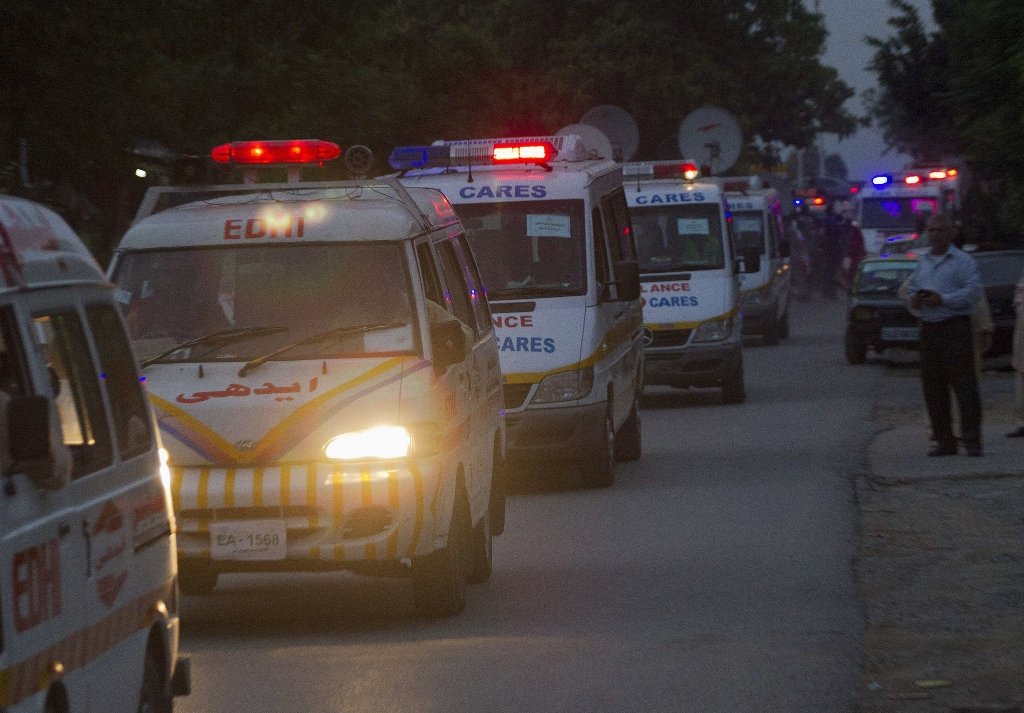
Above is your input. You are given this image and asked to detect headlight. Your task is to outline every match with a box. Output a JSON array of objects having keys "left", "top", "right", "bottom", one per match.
[
  {"left": 692, "top": 316, "right": 733, "bottom": 343},
  {"left": 531, "top": 367, "right": 594, "bottom": 404},
  {"left": 158, "top": 447, "right": 172, "bottom": 490},
  {"left": 324, "top": 426, "right": 411, "bottom": 461},
  {"left": 852, "top": 306, "right": 876, "bottom": 321}
]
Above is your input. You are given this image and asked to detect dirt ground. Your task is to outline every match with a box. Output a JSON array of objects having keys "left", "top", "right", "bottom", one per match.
[{"left": 855, "top": 387, "right": 1024, "bottom": 712}]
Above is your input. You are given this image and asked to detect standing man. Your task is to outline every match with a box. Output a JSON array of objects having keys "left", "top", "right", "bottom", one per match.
[
  {"left": 905, "top": 214, "right": 983, "bottom": 456},
  {"left": 1006, "top": 270, "right": 1024, "bottom": 437}
]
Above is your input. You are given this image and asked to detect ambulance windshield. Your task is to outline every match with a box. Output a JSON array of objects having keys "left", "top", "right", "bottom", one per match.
[
  {"left": 632, "top": 203, "right": 726, "bottom": 273},
  {"left": 112, "top": 243, "right": 417, "bottom": 363},
  {"left": 732, "top": 212, "right": 766, "bottom": 257},
  {"left": 860, "top": 196, "right": 939, "bottom": 231},
  {"left": 457, "top": 200, "right": 586, "bottom": 299}
]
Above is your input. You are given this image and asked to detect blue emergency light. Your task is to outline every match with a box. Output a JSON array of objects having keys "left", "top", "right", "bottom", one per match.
[
  {"left": 388, "top": 145, "right": 452, "bottom": 171},
  {"left": 871, "top": 174, "right": 892, "bottom": 188}
]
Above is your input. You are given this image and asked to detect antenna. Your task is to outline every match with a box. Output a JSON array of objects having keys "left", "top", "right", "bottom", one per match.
[
  {"left": 677, "top": 106, "right": 743, "bottom": 175},
  {"left": 555, "top": 124, "right": 614, "bottom": 161},
  {"left": 580, "top": 105, "right": 640, "bottom": 162}
]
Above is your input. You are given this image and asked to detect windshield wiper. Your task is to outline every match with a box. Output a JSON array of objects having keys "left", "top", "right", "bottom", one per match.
[
  {"left": 140, "top": 327, "right": 288, "bottom": 367},
  {"left": 237, "top": 322, "right": 406, "bottom": 377},
  {"left": 491, "top": 286, "right": 576, "bottom": 299}
]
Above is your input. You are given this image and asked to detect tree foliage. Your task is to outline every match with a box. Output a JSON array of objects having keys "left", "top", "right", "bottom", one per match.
[
  {"left": 0, "top": 0, "right": 855, "bottom": 260},
  {"left": 866, "top": 0, "right": 1024, "bottom": 242}
]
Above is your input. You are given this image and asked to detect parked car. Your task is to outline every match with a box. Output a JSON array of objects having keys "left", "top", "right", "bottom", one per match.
[
  {"left": 845, "top": 255, "right": 919, "bottom": 364},
  {"left": 971, "top": 249, "right": 1024, "bottom": 358}
]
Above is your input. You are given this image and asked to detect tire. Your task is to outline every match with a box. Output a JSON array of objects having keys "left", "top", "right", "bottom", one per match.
[
  {"left": 467, "top": 510, "right": 493, "bottom": 584},
  {"left": 779, "top": 306, "right": 790, "bottom": 339},
  {"left": 614, "top": 395, "right": 642, "bottom": 462},
  {"left": 489, "top": 450, "right": 506, "bottom": 537},
  {"left": 411, "top": 487, "right": 471, "bottom": 617},
  {"left": 762, "top": 311, "right": 780, "bottom": 346},
  {"left": 138, "top": 644, "right": 172, "bottom": 713},
  {"left": 581, "top": 402, "right": 615, "bottom": 488},
  {"left": 845, "top": 330, "right": 867, "bottom": 365},
  {"left": 721, "top": 363, "right": 746, "bottom": 404},
  {"left": 178, "top": 563, "right": 218, "bottom": 596}
]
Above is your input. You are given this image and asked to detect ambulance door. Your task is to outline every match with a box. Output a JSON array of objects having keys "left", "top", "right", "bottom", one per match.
[
  {"left": 597, "top": 188, "right": 643, "bottom": 428},
  {"left": 431, "top": 236, "right": 493, "bottom": 522}
]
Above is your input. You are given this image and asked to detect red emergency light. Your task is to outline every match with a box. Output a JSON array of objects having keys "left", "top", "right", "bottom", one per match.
[
  {"left": 492, "top": 142, "right": 556, "bottom": 163},
  {"left": 904, "top": 174, "right": 922, "bottom": 185},
  {"left": 210, "top": 140, "right": 342, "bottom": 165}
]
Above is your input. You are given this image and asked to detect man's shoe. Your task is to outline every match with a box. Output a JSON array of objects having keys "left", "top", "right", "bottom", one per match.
[
  {"left": 927, "top": 444, "right": 957, "bottom": 457},
  {"left": 1006, "top": 427, "right": 1024, "bottom": 438},
  {"left": 965, "top": 445, "right": 983, "bottom": 457}
]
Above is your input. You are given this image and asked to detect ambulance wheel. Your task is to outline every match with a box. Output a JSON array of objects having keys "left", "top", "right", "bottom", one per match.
[
  {"left": 489, "top": 450, "right": 506, "bottom": 537},
  {"left": 468, "top": 510, "right": 493, "bottom": 584},
  {"left": 411, "top": 486, "right": 471, "bottom": 616},
  {"left": 614, "top": 397, "right": 642, "bottom": 462},
  {"left": 762, "top": 314, "right": 780, "bottom": 346},
  {"left": 138, "top": 644, "right": 172, "bottom": 713},
  {"left": 845, "top": 331, "right": 867, "bottom": 365},
  {"left": 721, "top": 365, "right": 746, "bottom": 404},
  {"left": 179, "top": 564, "right": 218, "bottom": 596},
  {"left": 779, "top": 307, "right": 790, "bottom": 339},
  {"left": 582, "top": 403, "right": 615, "bottom": 488}
]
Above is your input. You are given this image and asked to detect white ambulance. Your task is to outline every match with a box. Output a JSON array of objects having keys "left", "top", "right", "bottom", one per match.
[
  {"left": 108, "top": 141, "right": 505, "bottom": 617},
  {"left": 0, "top": 196, "right": 189, "bottom": 712},
  {"left": 392, "top": 136, "right": 645, "bottom": 488},
  {"left": 721, "top": 180, "right": 792, "bottom": 345},
  {"left": 622, "top": 161, "right": 746, "bottom": 403},
  {"left": 858, "top": 168, "right": 961, "bottom": 254}
]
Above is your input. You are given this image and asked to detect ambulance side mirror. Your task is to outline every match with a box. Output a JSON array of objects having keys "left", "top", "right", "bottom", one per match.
[
  {"left": 739, "top": 251, "right": 761, "bottom": 274},
  {"left": 430, "top": 319, "right": 468, "bottom": 374},
  {"left": 7, "top": 394, "right": 72, "bottom": 490}
]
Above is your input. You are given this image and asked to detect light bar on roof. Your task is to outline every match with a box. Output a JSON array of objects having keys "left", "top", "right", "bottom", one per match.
[
  {"left": 392, "top": 136, "right": 580, "bottom": 171},
  {"left": 388, "top": 144, "right": 451, "bottom": 170},
  {"left": 210, "top": 139, "right": 341, "bottom": 165},
  {"left": 622, "top": 161, "right": 701, "bottom": 181}
]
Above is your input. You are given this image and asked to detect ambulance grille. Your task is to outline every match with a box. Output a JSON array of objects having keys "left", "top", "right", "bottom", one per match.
[
  {"left": 649, "top": 329, "right": 692, "bottom": 348},
  {"left": 503, "top": 383, "right": 533, "bottom": 410}
]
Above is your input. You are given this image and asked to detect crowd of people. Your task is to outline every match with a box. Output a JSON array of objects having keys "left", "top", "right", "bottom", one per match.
[{"left": 786, "top": 199, "right": 865, "bottom": 300}]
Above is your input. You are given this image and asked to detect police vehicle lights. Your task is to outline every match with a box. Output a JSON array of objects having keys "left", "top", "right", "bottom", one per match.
[
  {"left": 622, "top": 160, "right": 701, "bottom": 182},
  {"left": 869, "top": 168, "right": 958, "bottom": 189},
  {"left": 388, "top": 135, "right": 588, "bottom": 172},
  {"left": 211, "top": 139, "right": 342, "bottom": 165}
]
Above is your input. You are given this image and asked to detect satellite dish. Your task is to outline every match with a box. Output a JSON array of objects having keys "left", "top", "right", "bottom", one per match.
[
  {"left": 556, "top": 123, "right": 614, "bottom": 161},
  {"left": 344, "top": 145, "right": 374, "bottom": 178},
  {"left": 580, "top": 105, "right": 640, "bottom": 162},
  {"left": 677, "top": 106, "right": 743, "bottom": 175}
]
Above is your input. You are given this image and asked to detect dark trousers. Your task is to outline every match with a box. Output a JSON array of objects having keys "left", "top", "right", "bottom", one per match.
[{"left": 919, "top": 315, "right": 982, "bottom": 447}]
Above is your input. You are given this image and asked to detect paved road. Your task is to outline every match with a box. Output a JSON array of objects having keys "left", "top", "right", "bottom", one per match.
[{"left": 177, "top": 296, "right": 876, "bottom": 713}]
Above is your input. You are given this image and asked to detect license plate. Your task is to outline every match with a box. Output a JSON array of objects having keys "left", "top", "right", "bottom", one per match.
[
  {"left": 210, "top": 520, "right": 286, "bottom": 561},
  {"left": 881, "top": 326, "right": 919, "bottom": 341}
]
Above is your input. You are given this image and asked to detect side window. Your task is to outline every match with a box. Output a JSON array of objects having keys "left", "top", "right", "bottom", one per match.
[
  {"left": 591, "top": 206, "right": 610, "bottom": 292},
  {"left": 600, "top": 196, "right": 625, "bottom": 300},
  {"left": 608, "top": 188, "right": 636, "bottom": 261},
  {"left": 32, "top": 313, "right": 112, "bottom": 477},
  {"left": 86, "top": 304, "right": 153, "bottom": 460},
  {"left": 435, "top": 240, "right": 479, "bottom": 336},
  {"left": 416, "top": 241, "right": 451, "bottom": 321},
  {"left": 453, "top": 234, "right": 492, "bottom": 333},
  {"left": 768, "top": 209, "right": 782, "bottom": 258},
  {"left": 0, "top": 308, "right": 28, "bottom": 397}
]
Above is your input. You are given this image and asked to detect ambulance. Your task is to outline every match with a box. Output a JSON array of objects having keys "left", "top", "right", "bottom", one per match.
[
  {"left": 0, "top": 196, "right": 189, "bottom": 711},
  {"left": 108, "top": 140, "right": 505, "bottom": 617},
  {"left": 392, "top": 136, "right": 644, "bottom": 487},
  {"left": 858, "top": 167, "right": 960, "bottom": 254},
  {"left": 720, "top": 180, "right": 792, "bottom": 345},
  {"left": 622, "top": 161, "right": 746, "bottom": 403}
]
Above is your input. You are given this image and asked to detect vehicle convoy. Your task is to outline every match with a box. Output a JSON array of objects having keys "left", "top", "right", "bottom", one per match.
[
  {"left": 0, "top": 196, "right": 189, "bottom": 711},
  {"left": 621, "top": 160, "right": 746, "bottom": 403},
  {"left": 720, "top": 179, "right": 792, "bottom": 345},
  {"left": 108, "top": 140, "right": 505, "bottom": 616},
  {"left": 857, "top": 167, "right": 961, "bottom": 254},
  {"left": 392, "top": 135, "right": 645, "bottom": 487},
  {"left": 844, "top": 254, "right": 920, "bottom": 364}
]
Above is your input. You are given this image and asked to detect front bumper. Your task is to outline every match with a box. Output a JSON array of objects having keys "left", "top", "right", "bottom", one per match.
[
  {"left": 170, "top": 460, "right": 449, "bottom": 569},
  {"left": 644, "top": 339, "right": 742, "bottom": 388},
  {"left": 503, "top": 400, "right": 606, "bottom": 463}
]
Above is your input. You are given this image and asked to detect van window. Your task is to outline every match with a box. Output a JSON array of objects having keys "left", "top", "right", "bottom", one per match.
[
  {"left": 458, "top": 199, "right": 586, "bottom": 300},
  {"left": 592, "top": 206, "right": 610, "bottom": 292},
  {"left": 86, "top": 304, "right": 153, "bottom": 460},
  {"left": 453, "top": 234, "right": 492, "bottom": 332},
  {"left": 32, "top": 313, "right": 112, "bottom": 477},
  {"left": 767, "top": 209, "right": 782, "bottom": 258},
  {"left": 436, "top": 240, "right": 479, "bottom": 336},
  {"left": 0, "top": 309, "right": 27, "bottom": 397},
  {"left": 416, "top": 241, "right": 452, "bottom": 325},
  {"left": 607, "top": 189, "right": 636, "bottom": 261},
  {"left": 733, "top": 211, "right": 766, "bottom": 257}
]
